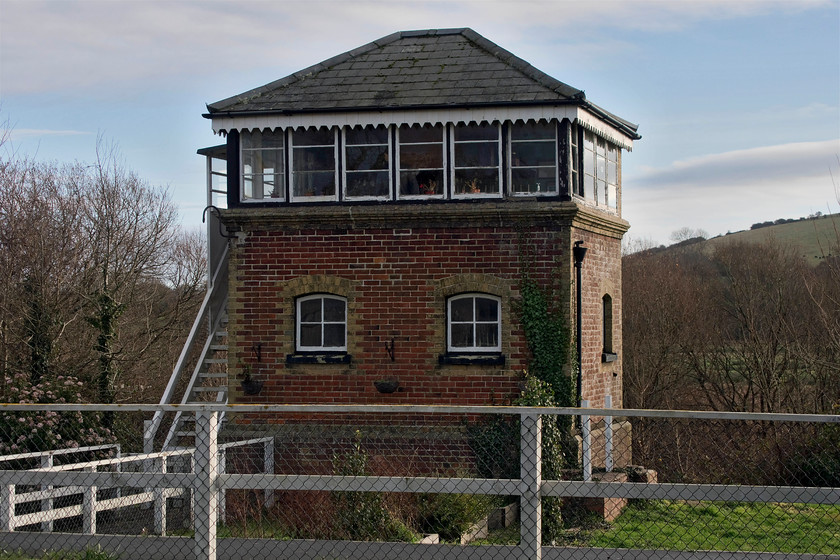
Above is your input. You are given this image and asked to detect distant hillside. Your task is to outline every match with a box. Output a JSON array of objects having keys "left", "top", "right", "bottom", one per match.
[{"left": 702, "top": 213, "right": 839, "bottom": 265}]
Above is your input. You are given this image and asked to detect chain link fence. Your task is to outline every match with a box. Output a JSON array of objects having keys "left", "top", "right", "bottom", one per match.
[{"left": 0, "top": 403, "right": 837, "bottom": 559}]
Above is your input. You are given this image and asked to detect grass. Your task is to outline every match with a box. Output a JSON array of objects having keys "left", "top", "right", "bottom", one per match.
[
  {"left": 470, "top": 500, "right": 840, "bottom": 554},
  {"left": 0, "top": 548, "right": 118, "bottom": 560},
  {"left": 588, "top": 501, "right": 840, "bottom": 554}
]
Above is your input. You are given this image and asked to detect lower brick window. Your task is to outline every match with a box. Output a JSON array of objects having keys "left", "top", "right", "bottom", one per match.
[
  {"left": 296, "top": 294, "right": 347, "bottom": 352},
  {"left": 447, "top": 294, "right": 502, "bottom": 352}
]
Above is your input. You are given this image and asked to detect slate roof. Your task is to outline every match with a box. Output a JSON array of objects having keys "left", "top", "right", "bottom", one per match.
[{"left": 206, "top": 28, "right": 639, "bottom": 138}]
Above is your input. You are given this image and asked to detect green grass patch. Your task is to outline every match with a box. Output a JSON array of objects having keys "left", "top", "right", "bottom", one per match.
[
  {"left": 0, "top": 548, "right": 118, "bottom": 560},
  {"left": 589, "top": 501, "right": 840, "bottom": 554}
]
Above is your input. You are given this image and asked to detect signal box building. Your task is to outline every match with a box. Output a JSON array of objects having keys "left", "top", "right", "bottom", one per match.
[{"left": 193, "top": 28, "right": 639, "bottom": 416}]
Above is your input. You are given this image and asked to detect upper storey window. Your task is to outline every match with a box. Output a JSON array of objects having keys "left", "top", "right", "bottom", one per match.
[
  {"left": 510, "top": 121, "right": 558, "bottom": 196},
  {"left": 397, "top": 124, "right": 445, "bottom": 198},
  {"left": 291, "top": 127, "right": 338, "bottom": 202},
  {"left": 581, "top": 129, "right": 618, "bottom": 210},
  {"left": 452, "top": 122, "right": 501, "bottom": 197},
  {"left": 241, "top": 130, "right": 285, "bottom": 201},
  {"left": 344, "top": 125, "right": 390, "bottom": 200}
]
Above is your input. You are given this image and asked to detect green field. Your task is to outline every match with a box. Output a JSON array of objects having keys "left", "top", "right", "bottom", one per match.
[{"left": 704, "top": 213, "right": 840, "bottom": 266}]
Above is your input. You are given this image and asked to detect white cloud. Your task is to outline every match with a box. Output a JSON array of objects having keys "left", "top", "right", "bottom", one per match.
[
  {"left": 623, "top": 139, "right": 840, "bottom": 243},
  {"left": 0, "top": 0, "right": 830, "bottom": 96}
]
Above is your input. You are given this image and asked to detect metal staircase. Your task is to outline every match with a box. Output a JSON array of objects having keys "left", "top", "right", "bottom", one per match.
[{"left": 144, "top": 199, "right": 231, "bottom": 452}]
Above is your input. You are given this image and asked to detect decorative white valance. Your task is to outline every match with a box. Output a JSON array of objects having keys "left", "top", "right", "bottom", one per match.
[{"left": 211, "top": 105, "right": 635, "bottom": 150}]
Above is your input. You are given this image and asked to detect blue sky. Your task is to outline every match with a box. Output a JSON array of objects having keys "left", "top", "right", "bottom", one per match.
[{"left": 2, "top": 0, "right": 838, "bottom": 245}]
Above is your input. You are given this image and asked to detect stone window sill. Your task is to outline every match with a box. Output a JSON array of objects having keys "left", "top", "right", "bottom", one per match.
[
  {"left": 602, "top": 352, "right": 618, "bottom": 363},
  {"left": 438, "top": 353, "right": 505, "bottom": 366},
  {"left": 286, "top": 353, "right": 352, "bottom": 365}
]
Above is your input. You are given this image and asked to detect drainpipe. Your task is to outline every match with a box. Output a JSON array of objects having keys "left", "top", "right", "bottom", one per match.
[{"left": 573, "top": 240, "right": 587, "bottom": 408}]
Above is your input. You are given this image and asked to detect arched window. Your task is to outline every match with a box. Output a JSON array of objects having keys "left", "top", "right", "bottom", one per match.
[
  {"left": 296, "top": 294, "right": 347, "bottom": 352},
  {"left": 447, "top": 294, "right": 501, "bottom": 352}
]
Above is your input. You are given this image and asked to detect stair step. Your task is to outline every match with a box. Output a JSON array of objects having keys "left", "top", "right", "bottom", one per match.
[
  {"left": 203, "top": 358, "right": 227, "bottom": 364},
  {"left": 199, "top": 373, "right": 228, "bottom": 379},
  {"left": 175, "top": 431, "right": 196, "bottom": 438},
  {"left": 192, "top": 386, "right": 228, "bottom": 393},
  {"left": 215, "top": 331, "right": 228, "bottom": 338},
  {"left": 209, "top": 344, "right": 228, "bottom": 351}
]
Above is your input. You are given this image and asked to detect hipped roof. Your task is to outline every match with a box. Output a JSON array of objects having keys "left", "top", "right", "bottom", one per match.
[{"left": 206, "top": 28, "right": 640, "bottom": 140}]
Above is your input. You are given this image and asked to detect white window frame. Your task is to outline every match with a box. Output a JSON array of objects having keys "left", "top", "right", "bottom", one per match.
[
  {"left": 447, "top": 293, "right": 502, "bottom": 353},
  {"left": 342, "top": 125, "right": 392, "bottom": 201},
  {"left": 508, "top": 120, "right": 559, "bottom": 197},
  {"left": 240, "top": 128, "right": 286, "bottom": 202},
  {"left": 396, "top": 123, "right": 447, "bottom": 200},
  {"left": 290, "top": 127, "right": 339, "bottom": 203},
  {"left": 580, "top": 129, "right": 619, "bottom": 210},
  {"left": 296, "top": 294, "right": 348, "bottom": 352},
  {"left": 451, "top": 122, "right": 503, "bottom": 199}
]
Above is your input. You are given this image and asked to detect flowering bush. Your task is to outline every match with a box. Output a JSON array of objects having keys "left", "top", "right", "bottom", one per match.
[{"left": 0, "top": 372, "right": 115, "bottom": 455}]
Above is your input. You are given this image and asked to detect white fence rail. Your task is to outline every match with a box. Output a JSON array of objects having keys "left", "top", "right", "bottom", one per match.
[{"left": 0, "top": 403, "right": 837, "bottom": 560}]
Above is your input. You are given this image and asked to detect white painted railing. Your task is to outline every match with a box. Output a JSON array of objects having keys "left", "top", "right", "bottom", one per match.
[{"left": 0, "top": 403, "right": 837, "bottom": 560}]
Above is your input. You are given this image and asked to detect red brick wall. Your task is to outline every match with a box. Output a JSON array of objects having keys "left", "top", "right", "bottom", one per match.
[
  {"left": 223, "top": 202, "right": 626, "bottom": 410},
  {"left": 571, "top": 226, "right": 623, "bottom": 410}
]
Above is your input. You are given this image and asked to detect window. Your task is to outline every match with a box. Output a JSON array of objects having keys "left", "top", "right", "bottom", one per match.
[
  {"left": 447, "top": 294, "right": 501, "bottom": 352},
  {"left": 510, "top": 121, "right": 557, "bottom": 195},
  {"left": 344, "top": 125, "right": 390, "bottom": 200},
  {"left": 580, "top": 128, "right": 619, "bottom": 209},
  {"left": 452, "top": 122, "right": 501, "bottom": 197},
  {"left": 296, "top": 295, "right": 347, "bottom": 352},
  {"left": 241, "top": 129, "right": 285, "bottom": 201},
  {"left": 602, "top": 294, "right": 613, "bottom": 354},
  {"left": 397, "top": 124, "right": 445, "bottom": 198},
  {"left": 291, "top": 127, "right": 337, "bottom": 201}
]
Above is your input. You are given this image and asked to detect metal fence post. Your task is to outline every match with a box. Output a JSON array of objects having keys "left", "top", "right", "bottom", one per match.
[
  {"left": 82, "top": 466, "right": 97, "bottom": 534},
  {"left": 581, "top": 400, "right": 592, "bottom": 482},
  {"left": 218, "top": 448, "right": 226, "bottom": 525},
  {"left": 604, "top": 395, "right": 613, "bottom": 473},
  {"left": 1, "top": 482, "right": 15, "bottom": 531},
  {"left": 264, "top": 438, "right": 275, "bottom": 509},
  {"left": 520, "top": 413, "right": 542, "bottom": 560},
  {"left": 41, "top": 453, "right": 54, "bottom": 532},
  {"left": 194, "top": 410, "right": 219, "bottom": 560},
  {"left": 154, "top": 456, "right": 167, "bottom": 535}
]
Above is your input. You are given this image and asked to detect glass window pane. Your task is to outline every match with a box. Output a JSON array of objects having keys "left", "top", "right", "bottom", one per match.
[
  {"left": 608, "top": 183, "right": 617, "bottom": 209},
  {"left": 293, "top": 146, "right": 334, "bottom": 171},
  {"left": 323, "top": 298, "right": 345, "bottom": 322},
  {"left": 454, "top": 142, "right": 499, "bottom": 167},
  {"left": 300, "top": 299, "right": 322, "bottom": 323},
  {"left": 584, "top": 174, "right": 595, "bottom": 200},
  {"left": 454, "top": 168, "right": 499, "bottom": 195},
  {"left": 475, "top": 298, "right": 499, "bottom": 322},
  {"left": 450, "top": 324, "right": 473, "bottom": 348},
  {"left": 400, "top": 124, "right": 443, "bottom": 143},
  {"left": 608, "top": 159, "right": 617, "bottom": 185},
  {"left": 399, "top": 170, "right": 443, "bottom": 196},
  {"left": 294, "top": 128, "right": 334, "bottom": 146},
  {"left": 455, "top": 123, "right": 498, "bottom": 142},
  {"left": 475, "top": 324, "right": 499, "bottom": 348},
  {"left": 400, "top": 144, "right": 443, "bottom": 169},
  {"left": 511, "top": 122, "right": 554, "bottom": 140},
  {"left": 299, "top": 325, "right": 321, "bottom": 348},
  {"left": 293, "top": 171, "right": 335, "bottom": 197},
  {"left": 346, "top": 171, "right": 389, "bottom": 198},
  {"left": 512, "top": 168, "right": 556, "bottom": 194},
  {"left": 346, "top": 125, "right": 388, "bottom": 145},
  {"left": 450, "top": 298, "right": 473, "bottom": 322},
  {"left": 512, "top": 142, "right": 555, "bottom": 167},
  {"left": 596, "top": 153, "right": 606, "bottom": 180},
  {"left": 346, "top": 146, "right": 388, "bottom": 171},
  {"left": 323, "top": 324, "right": 345, "bottom": 348}
]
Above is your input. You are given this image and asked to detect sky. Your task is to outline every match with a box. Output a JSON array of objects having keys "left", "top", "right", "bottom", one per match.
[{"left": 1, "top": 0, "right": 839, "bottom": 246}]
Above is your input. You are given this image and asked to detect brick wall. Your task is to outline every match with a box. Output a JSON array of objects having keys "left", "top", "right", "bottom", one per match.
[{"left": 222, "top": 201, "right": 626, "bottom": 410}]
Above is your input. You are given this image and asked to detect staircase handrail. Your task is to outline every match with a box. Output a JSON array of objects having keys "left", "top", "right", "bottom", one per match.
[{"left": 144, "top": 244, "right": 229, "bottom": 447}]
